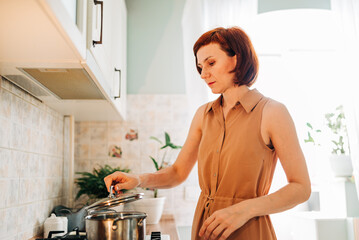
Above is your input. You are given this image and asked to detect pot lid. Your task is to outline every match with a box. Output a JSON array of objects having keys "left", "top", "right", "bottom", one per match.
[
  {"left": 85, "top": 211, "right": 147, "bottom": 220},
  {"left": 85, "top": 192, "right": 144, "bottom": 212}
]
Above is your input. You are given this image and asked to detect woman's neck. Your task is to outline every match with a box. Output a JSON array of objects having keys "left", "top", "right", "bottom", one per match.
[{"left": 222, "top": 85, "right": 249, "bottom": 109}]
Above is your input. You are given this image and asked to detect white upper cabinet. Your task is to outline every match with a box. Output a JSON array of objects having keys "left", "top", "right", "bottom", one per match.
[
  {"left": 87, "top": 0, "right": 113, "bottom": 94},
  {"left": 112, "top": 0, "right": 127, "bottom": 119},
  {"left": 87, "top": 0, "right": 127, "bottom": 119},
  {"left": 0, "top": 0, "right": 127, "bottom": 121},
  {"left": 44, "top": 0, "right": 88, "bottom": 60}
]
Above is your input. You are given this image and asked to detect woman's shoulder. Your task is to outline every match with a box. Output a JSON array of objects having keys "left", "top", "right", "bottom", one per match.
[
  {"left": 197, "top": 101, "right": 213, "bottom": 115},
  {"left": 196, "top": 102, "right": 210, "bottom": 118},
  {"left": 263, "top": 98, "right": 291, "bottom": 120},
  {"left": 264, "top": 97, "right": 285, "bottom": 108},
  {"left": 191, "top": 103, "right": 208, "bottom": 125}
]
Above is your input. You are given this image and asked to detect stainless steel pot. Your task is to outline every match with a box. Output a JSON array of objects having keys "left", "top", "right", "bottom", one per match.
[
  {"left": 85, "top": 211, "right": 146, "bottom": 240},
  {"left": 83, "top": 188, "right": 146, "bottom": 240}
]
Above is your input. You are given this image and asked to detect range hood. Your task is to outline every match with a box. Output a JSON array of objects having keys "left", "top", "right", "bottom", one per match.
[
  {"left": 4, "top": 68, "right": 105, "bottom": 100},
  {"left": 1, "top": 66, "right": 123, "bottom": 121},
  {"left": 0, "top": 0, "right": 125, "bottom": 121}
]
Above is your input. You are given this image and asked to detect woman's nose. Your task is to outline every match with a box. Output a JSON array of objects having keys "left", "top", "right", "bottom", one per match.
[{"left": 201, "top": 69, "right": 210, "bottom": 79}]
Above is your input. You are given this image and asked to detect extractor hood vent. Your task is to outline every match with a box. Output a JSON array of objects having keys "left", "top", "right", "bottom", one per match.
[
  {"left": 20, "top": 68, "right": 105, "bottom": 100},
  {"left": 3, "top": 74, "right": 50, "bottom": 98}
]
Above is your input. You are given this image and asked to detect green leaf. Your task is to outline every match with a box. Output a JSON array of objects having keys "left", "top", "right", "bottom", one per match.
[
  {"left": 165, "top": 132, "right": 171, "bottom": 145},
  {"left": 336, "top": 105, "right": 343, "bottom": 111},
  {"left": 326, "top": 113, "right": 335, "bottom": 118},
  {"left": 75, "top": 165, "right": 131, "bottom": 200},
  {"left": 149, "top": 131, "right": 183, "bottom": 178},
  {"left": 160, "top": 144, "right": 169, "bottom": 150},
  {"left": 168, "top": 143, "right": 182, "bottom": 149},
  {"left": 306, "top": 122, "right": 313, "bottom": 129},
  {"left": 150, "top": 136, "right": 163, "bottom": 145},
  {"left": 150, "top": 156, "right": 159, "bottom": 171},
  {"left": 308, "top": 132, "right": 314, "bottom": 141}
]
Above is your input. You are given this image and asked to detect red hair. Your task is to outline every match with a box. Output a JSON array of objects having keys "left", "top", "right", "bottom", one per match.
[{"left": 193, "top": 27, "right": 259, "bottom": 87}]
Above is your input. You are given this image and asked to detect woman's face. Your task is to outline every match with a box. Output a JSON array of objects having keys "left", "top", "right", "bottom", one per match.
[{"left": 196, "top": 43, "right": 237, "bottom": 94}]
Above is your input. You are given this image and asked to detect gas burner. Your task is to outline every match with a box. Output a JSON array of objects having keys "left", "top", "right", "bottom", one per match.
[
  {"left": 36, "top": 229, "right": 170, "bottom": 240},
  {"left": 145, "top": 232, "right": 170, "bottom": 240},
  {"left": 36, "top": 227, "right": 87, "bottom": 240}
]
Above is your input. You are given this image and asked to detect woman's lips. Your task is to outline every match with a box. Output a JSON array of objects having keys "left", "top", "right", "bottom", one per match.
[{"left": 208, "top": 81, "right": 215, "bottom": 86}]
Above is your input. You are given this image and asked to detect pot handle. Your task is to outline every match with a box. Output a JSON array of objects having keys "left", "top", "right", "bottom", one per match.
[
  {"left": 112, "top": 216, "right": 122, "bottom": 231},
  {"left": 137, "top": 218, "right": 144, "bottom": 227}
]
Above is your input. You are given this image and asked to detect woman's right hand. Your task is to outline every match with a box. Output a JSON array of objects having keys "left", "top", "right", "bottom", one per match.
[{"left": 104, "top": 171, "right": 141, "bottom": 193}]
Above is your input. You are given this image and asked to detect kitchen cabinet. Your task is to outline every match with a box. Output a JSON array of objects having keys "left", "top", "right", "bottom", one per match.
[
  {"left": 0, "top": 0, "right": 127, "bottom": 121},
  {"left": 43, "top": 0, "right": 88, "bottom": 60},
  {"left": 87, "top": 0, "right": 127, "bottom": 118},
  {"left": 111, "top": 0, "right": 127, "bottom": 118},
  {"left": 88, "top": 0, "right": 113, "bottom": 93}
]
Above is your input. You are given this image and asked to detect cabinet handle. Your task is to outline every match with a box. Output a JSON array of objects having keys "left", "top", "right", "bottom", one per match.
[
  {"left": 114, "top": 68, "right": 121, "bottom": 99},
  {"left": 92, "top": 0, "right": 103, "bottom": 47}
]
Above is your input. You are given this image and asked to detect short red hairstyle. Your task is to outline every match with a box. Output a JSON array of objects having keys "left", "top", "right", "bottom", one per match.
[{"left": 193, "top": 27, "right": 259, "bottom": 87}]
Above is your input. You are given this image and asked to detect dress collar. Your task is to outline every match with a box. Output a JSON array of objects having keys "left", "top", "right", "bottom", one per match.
[{"left": 206, "top": 88, "right": 264, "bottom": 114}]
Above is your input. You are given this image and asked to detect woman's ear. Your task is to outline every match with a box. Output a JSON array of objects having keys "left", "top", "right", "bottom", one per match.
[{"left": 232, "top": 55, "right": 237, "bottom": 67}]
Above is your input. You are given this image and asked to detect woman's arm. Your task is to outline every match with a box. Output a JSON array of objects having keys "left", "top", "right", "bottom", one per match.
[
  {"left": 104, "top": 104, "right": 205, "bottom": 192},
  {"left": 244, "top": 101, "right": 311, "bottom": 214},
  {"left": 199, "top": 101, "right": 311, "bottom": 240}
]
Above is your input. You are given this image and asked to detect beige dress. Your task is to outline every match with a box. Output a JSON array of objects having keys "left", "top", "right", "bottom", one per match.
[{"left": 192, "top": 88, "right": 278, "bottom": 240}]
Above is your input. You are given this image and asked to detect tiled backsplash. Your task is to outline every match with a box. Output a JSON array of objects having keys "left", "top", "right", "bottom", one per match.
[
  {"left": 0, "top": 77, "right": 68, "bottom": 239},
  {"left": 0, "top": 75, "right": 201, "bottom": 239},
  {"left": 74, "top": 94, "right": 200, "bottom": 226}
]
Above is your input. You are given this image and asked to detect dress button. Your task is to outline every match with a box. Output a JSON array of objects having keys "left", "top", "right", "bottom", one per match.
[
  {"left": 213, "top": 173, "right": 216, "bottom": 177},
  {"left": 216, "top": 149, "right": 219, "bottom": 153}
]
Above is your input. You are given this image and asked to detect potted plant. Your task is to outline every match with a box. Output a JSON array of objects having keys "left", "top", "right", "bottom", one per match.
[
  {"left": 305, "top": 105, "right": 352, "bottom": 177},
  {"left": 128, "top": 132, "right": 182, "bottom": 224},
  {"left": 149, "top": 132, "right": 182, "bottom": 197},
  {"left": 75, "top": 164, "right": 130, "bottom": 207},
  {"left": 325, "top": 105, "right": 352, "bottom": 177}
]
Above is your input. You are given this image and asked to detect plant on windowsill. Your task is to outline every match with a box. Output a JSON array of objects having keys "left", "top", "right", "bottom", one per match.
[
  {"left": 325, "top": 105, "right": 352, "bottom": 177},
  {"left": 304, "top": 122, "right": 322, "bottom": 146},
  {"left": 128, "top": 131, "right": 182, "bottom": 224},
  {"left": 305, "top": 105, "right": 352, "bottom": 177}
]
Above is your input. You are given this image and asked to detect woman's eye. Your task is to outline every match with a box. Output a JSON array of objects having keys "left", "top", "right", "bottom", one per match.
[{"left": 209, "top": 61, "right": 215, "bottom": 66}]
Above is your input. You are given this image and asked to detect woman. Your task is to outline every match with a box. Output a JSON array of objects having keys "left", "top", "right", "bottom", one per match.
[{"left": 104, "top": 27, "right": 311, "bottom": 240}]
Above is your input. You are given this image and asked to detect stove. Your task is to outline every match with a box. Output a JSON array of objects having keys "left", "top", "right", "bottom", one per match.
[
  {"left": 145, "top": 232, "right": 170, "bottom": 240},
  {"left": 145, "top": 234, "right": 170, "bottom": 240},
  {"left": 36, "top": 229, "right": 170, "bottom": 240},
  {"left": 36, "top": 228, "right": 86, "bottom": 240}
]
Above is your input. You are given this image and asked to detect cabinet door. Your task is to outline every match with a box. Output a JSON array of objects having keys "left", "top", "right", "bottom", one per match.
[
  {"left": 87, "top": 0, "right": 115, "bottom": 97},
  {"left": 112, "top": 0, "right": 127, "bottom": 119},
  {"left": 44, "top": 0, "right": 87, "bottom": 59}
]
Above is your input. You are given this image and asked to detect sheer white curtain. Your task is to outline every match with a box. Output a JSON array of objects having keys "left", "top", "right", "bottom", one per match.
[
  {"left": 203, "top": 0, "right": 257, "bottom": 30},
  {"left": 181, "top": 0, "right": 257, "bottom": 117},
  {"left": 331, "top": 0, "right": 359, "bottom": 197},
  {"left": 181, "top": 0, "right": 206, "bottom": 118}
]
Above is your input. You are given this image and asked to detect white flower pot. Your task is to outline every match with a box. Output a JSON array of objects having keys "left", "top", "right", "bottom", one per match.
[
  {"left": 124, "top": 197, "right": 166, "bottom": 224},
  {"left": 329, "top": 154, "right": 353, "bottom": 177}
]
